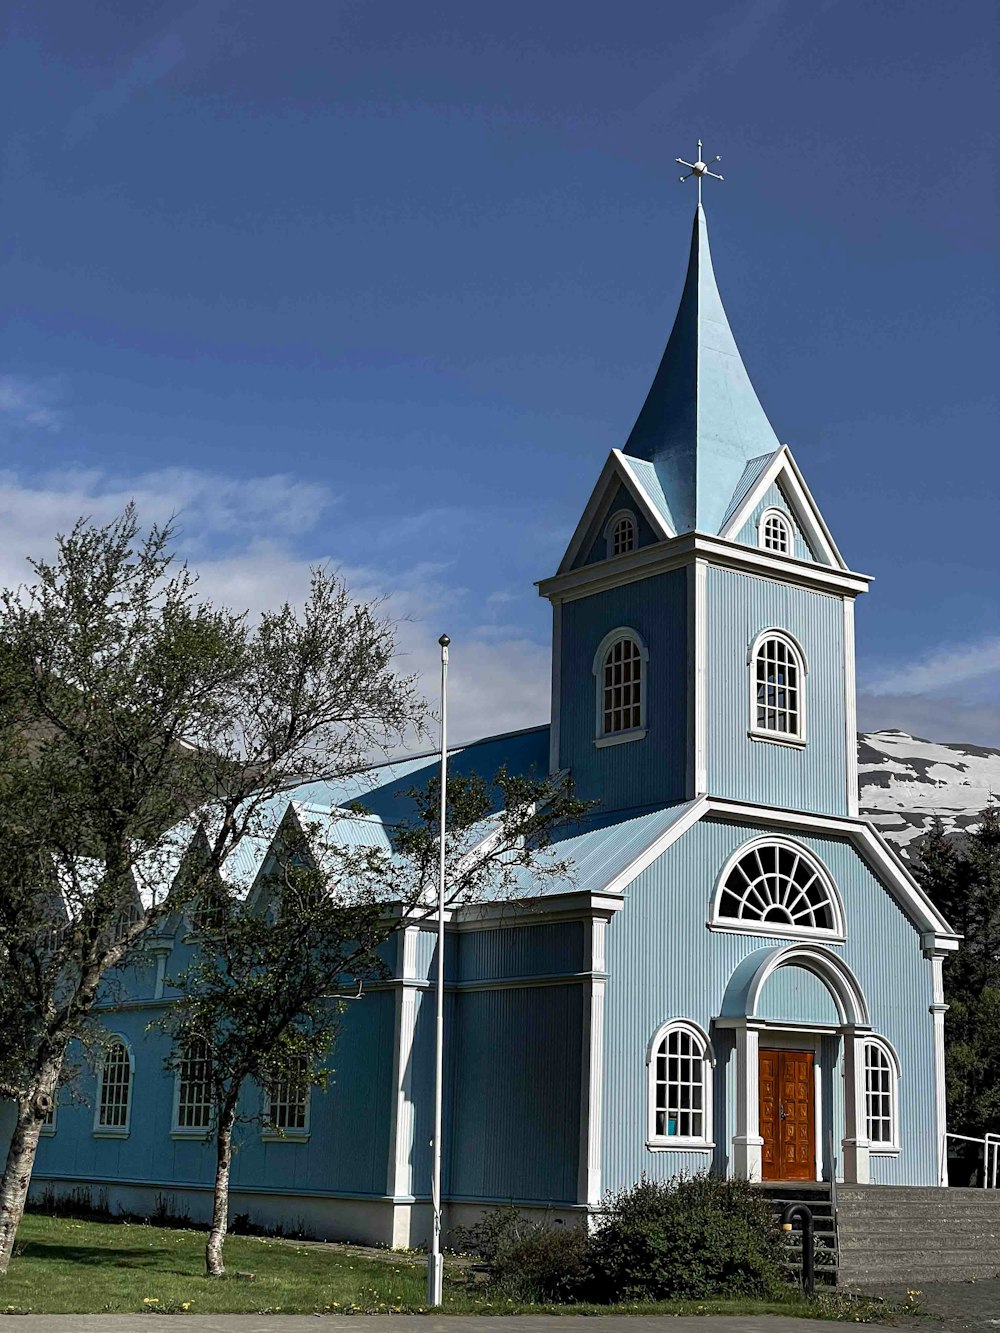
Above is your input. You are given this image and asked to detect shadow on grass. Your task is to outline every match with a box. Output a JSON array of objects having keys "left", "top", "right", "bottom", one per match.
[{"left": 17, "top": 1240, "right": 195, "bottom": 1272}]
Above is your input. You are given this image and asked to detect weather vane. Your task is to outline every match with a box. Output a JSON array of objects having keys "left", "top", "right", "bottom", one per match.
[{"left": 676, "top": 139, "right": 724, "bottom": 206}]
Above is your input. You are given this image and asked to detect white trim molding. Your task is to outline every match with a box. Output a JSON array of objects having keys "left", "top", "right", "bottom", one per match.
[
  {"left": 645, "top": 1018, "right": 715, "bottom": 1151},
  {"left": 718, "top": 444, "right": 848, "bottom": 570},
  {"left": 556, "top": 450, "right": 674, "bottom": 575},
  {"left": 843, "top": 598, "right": 859, "bottom": 816},
  {"left": 549, "top": 601, "right": 562, "bottom": 774},
  {"left": 709, "top": 836, "right": 846, "bottom": 942},
  {"left": 578, "top": 917, "right": 607, "bottom": 1208}
]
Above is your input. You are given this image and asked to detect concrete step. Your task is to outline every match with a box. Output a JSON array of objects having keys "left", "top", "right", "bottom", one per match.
[
  {"left": 837, "top": 1186, "right": 1000, "bottom": 1203},
  {"left": 841, "top": 1262, "right": 1000, "bottom": 1285},
  {"left": 839, "top": 1229, "right": 1000, "bottom": 1250}
]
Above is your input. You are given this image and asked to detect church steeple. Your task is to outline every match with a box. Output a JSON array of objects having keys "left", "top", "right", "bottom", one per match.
[{"left": 623, "top": 204, "right": 780, "bottom": 536}]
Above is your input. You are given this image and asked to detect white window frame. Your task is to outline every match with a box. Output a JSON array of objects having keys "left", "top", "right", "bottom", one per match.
[
  {"left": 261, "top": 1058, "right": 311, "bottom": 1142},
  {"left": 593, "top": 627, "right": 648, "bottom": 748},
  {"left": 863, "top": 1036, "right": 901, "bottom": 1154},
  {"left": 171, "top": 1039, "right": 214, "bottom": 1138},
  {"left": 646, "top": 1019, "right": 715, "bottom": 1151},
  {"left": 604, "top": 509, "right": 638, "bottom": 560},
  {"left": 709, "top": 836, "right": 846, "bottom": 942},
  {"left": 93, "top": 1035, "right": 133, "bottom": 1138},
  {"left": 757, "top": 507, "right": 793, "bottom": 555},
  {"left": 40, "top": 1097, "right": 57, "bottom": 1137},
  {"left": 747, "top": 628, "right": 808, "bottom": 747}
]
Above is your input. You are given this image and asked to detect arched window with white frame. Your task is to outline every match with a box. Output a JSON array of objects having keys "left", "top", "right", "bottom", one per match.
[
  {"left": 758, "top": 507, "right": 792, "bottom": 555},
  {"left": 864, "top": 1037, "right": 900, "bottom": 1152},
  {"left": 172, "top": 1039, "right": 214, "bottom": 1134},
  {"left": 593, "top": 629, "right": 648, "bottom": 745},
  {"left": 646, "top": 1020, "right": 714, "bottom": 1148},
  {"left": 605, "top": 509, "right": 637, "bottom": 559},
  {"left": 749, "top": 629, "right": 807, "bottom": 743},
  {"left": 94, "top": 1036, "right": 133, "bottom": 1136},
  {"left": 711, "top": 837, "right": 845, "bottom": 939}
]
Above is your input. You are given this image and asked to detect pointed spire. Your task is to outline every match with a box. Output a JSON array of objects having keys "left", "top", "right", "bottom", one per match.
[{"left": 623, "top": 205, "right": 780, "bottom": 535}]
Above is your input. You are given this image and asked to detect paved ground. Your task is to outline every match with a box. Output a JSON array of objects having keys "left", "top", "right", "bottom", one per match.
[
  {"left": 881, "top": 1279, "right": 1000, "bottom": 1332},
  {"left": 0, "top": 1320, "right": 899, "bottom": 1333}
]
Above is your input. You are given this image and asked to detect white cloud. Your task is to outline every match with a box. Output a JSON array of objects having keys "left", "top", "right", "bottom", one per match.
[
  {"left": 0, "top": 376, "right": 63, "bottom": 432},
  {"left": 865, "top": 637, "right": 1000, "bottom": 697}
]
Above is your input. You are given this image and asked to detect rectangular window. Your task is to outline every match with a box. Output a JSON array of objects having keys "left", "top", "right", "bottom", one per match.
[
  {"left": 174, "top": 1040, "right": 213, "bottom": 1131},
  {"left": 265, "top": 1058, "right": 309, "bottom": 1135},
  {"left": 97, "top": 1040, "right": 131, "bottom": 1131}
]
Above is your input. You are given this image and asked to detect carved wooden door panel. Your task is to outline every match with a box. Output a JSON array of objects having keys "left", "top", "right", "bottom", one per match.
[{"left": 759, "top": 1049, "right": 814, "bottom": 1181}]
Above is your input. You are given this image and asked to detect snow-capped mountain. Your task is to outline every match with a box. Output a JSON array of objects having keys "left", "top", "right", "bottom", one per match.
[{"left": 859, "top": 730, "right": 1000, "bottom": 859}]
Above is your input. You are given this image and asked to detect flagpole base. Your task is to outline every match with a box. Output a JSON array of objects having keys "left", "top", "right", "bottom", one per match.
[{"left": 427, "top": 1250, "right": 444, "bottom": 1306}]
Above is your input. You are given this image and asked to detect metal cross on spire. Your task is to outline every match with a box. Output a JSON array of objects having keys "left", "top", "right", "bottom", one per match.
[{"left": 676, "top": 139, "right": 724, "bottom": 206}]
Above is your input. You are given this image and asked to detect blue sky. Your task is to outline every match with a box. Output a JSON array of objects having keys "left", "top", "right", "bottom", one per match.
[{"left": 1, "top": 0, "right": 997, "bottom": 745}]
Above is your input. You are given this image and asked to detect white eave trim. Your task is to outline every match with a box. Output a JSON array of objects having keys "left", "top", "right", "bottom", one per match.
[
  {"left": 539, "top": 531, "right": 871, "bottom": 604},
  {"left": 717, "top": 445, "right": 848, "bottom": 571},
  {"left": 557, "top": 450, "right": 674, "bottom": 575}
]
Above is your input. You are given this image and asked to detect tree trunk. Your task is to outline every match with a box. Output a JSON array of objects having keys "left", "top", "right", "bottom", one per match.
[
  {"left": 0, "top": 1061, "right": 61, "bottom": 1277},
  {"left": 205, "top": 1099, "right": 238, "bottom": 1278}
]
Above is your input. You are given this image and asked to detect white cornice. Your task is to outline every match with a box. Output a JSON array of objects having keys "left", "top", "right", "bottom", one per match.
[{"left": 538, "top": 532, "right": 871, "bottom": 604}]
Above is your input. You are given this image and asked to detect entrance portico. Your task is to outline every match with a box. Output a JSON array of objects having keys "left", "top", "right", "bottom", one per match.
[{"left": 718, "top": 944, "right": 873, "bottom": 1185}]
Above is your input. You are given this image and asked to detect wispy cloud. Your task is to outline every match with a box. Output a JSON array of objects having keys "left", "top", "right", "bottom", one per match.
[
  {"left": 65, "top": 34, "right": 186, "bottom": 145},
  {"left": 0, "top": 376, "right": 64, "bottom": 432},
  {"left": 865, "top": 638, "right": 1000, "bottom": 697}
]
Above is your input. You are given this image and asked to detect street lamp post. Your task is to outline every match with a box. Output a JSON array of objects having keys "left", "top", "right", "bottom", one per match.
[{"left": 427, "top": 633, "right": 449, "bottom": 1307}]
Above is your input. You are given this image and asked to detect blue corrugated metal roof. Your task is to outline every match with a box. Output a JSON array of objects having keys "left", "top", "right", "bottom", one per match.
[
  {"left": 718, "top": 449, "right": 780, "bottom": 531},
  {"left": 620, "top": 456, "right": 677, "bottom": 535}
]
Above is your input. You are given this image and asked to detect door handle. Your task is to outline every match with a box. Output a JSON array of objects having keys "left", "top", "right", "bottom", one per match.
[{"left": 779, "top": 1105, "right": 787, "bottom": 1120}]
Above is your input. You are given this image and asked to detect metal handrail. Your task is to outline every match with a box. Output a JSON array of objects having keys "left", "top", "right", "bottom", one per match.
[{"left": 940, "top": 1131, "right": 1000, "bottom": 1188}]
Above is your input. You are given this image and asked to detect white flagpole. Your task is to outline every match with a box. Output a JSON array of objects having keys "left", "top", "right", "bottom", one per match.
[{"left": 427, "top": 633, "right": 449, "bottom": 1307}]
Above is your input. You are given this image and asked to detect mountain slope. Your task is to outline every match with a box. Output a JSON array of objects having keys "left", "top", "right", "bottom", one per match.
[{"left": 858, "top": 730, "right": 1000, "bottom": 858}]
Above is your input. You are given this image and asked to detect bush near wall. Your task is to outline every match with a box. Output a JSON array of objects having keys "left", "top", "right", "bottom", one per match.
[{"left": 458, "top": 1175, "right": 785, "bottom": 1304}]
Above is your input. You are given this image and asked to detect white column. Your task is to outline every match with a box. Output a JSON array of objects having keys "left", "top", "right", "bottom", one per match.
[
  {"left": 733, "top": 1026, "right": 763, "bottom": 1181},
  {"left": 842, "top": 1030, "right": 871, "bottom": 1184},
  {"left": 387, "top": 928, "right": 421, "bottom": 1200},
  {"left": 929, "top": 952, "right": 949, "bottom": 1186},
  {"left": 578, "top": 918, "right": 607, "bottom": 1210}
]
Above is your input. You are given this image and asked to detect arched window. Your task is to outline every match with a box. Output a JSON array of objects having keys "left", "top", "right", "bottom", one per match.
[
  {"left": 749, "top": 630, "right": 806, "bottom": 742},
  {"left": 712, "top": 838, "right": 844, "bottom": 938},
  {"left": 173, "top": 1039, "right": 213, "bottom": 1134},
  {"left": 647, "top": 1020, "right": 714, "bottom": 1148},
  {"left": 94, "top": 1037, "right": 132, "bottom": 1135},
  {"left": 593, "top": 629, "right": 648, "bottom": 744},
  {"left": 606, "top": 510, "right": 637, "bottom": 558},
  {"left": 864, "top": 1038, "right": 900, "bottom": 1151},
  {"left": 758, "top": 508, "right": 792, "bottom": 555}
]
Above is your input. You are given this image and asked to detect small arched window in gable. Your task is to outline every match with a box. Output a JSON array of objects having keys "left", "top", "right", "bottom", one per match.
[
  {"left": 647, "top": 1020, "right": 714, "bottom": 1148},
  {"left": 712, "top": 838, "right": 843, "bottom": 938},
  {"left": 864, "top": 1037, "right": 900, "bottom": 1151},
  {"left": 759, "top": 507, "right": 792, "bottom": 555},
  {"left": 593, "top": 629, "right": 647, "bottom": 744},
  {"left": 94, "top": 1036, "right": 133, "bottom": 1135},
  {"left": 750, "top": 630, "right": 806, "bottom": 743},
  {"left": 607, "top": 510, "right": 637, "bottom": 558}
]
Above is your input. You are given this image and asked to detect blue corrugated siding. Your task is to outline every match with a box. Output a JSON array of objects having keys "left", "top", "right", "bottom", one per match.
[
  {"left": 34, "top": 991, "right": 397, "bottom": 1200},
  {"left": 456, "top": 921, "right": 585, "bottom": 983},
  {"left": 447, "top": 984, "right": 582, "bottom": 1204},
  {"left": 706, "top": 567, "right": 847, "bottom": 815},
  {"left": 733, "top": 481, "right": 821, "bottom": 564},
  {"left": 757, "top": 966, "right": 840, "bottom": 1025},
  {"left": 576, "top": 482, "right": 660, "bottom": 569},
  {"left": 601, "top": 816, "right": 937, "bottom": 1190},
  {"left": 559, "top": 569, "right": 688, "bottom": 808}
]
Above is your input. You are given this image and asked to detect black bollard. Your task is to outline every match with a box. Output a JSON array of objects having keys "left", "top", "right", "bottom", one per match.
[{"left": 780, "top": 1202, "right": 815, "bottom": 1297}]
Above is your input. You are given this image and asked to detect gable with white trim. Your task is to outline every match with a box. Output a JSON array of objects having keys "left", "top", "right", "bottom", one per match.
[{"left": 717, "top": 445, "right": 846, "bottom": 571}]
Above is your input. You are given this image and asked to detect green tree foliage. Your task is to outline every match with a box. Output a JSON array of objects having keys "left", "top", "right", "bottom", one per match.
[
  {"left": 0, "top": 506, "right": 425, "bottom": 1274},
  {"left": 914, "top": 804, "right": 1000, "bottom": 1142}
]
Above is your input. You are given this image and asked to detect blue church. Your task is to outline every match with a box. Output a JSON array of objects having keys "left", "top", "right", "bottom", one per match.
[{"left": 22, "top": 199, "right": 959, "bottom": 1247}]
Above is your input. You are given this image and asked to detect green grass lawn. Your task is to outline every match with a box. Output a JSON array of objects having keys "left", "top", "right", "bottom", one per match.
[{"left": 0, "top": 1213, "right": 902, "bottom": 1319}]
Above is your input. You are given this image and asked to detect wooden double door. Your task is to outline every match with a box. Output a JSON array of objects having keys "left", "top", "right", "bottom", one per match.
[{"left": 759, "top": 1048, "right": 815, "bottom": 1181}]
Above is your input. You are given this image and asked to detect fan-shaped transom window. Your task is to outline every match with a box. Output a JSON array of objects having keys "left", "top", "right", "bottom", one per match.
[
  {"left": 95, "top": 1037, "right": 132, "bottom": 1134},
  {"left": 713, "top": 839, "right": 843, "bottom": 938},
  {"left": 864, "top": 1038, "right": 899, "bottom": 1150},
  {"left": 759, "top": 508, "right": 792, "bottom": 554},
  {"left": 647, "top": 1020, "right": 714, "bottom": 1148},
  {"left": 750, "top": 630, "right": 805, "bottom": 742},
  {"left": 608, "top": 512, "right": 636, "bottom": 558}
]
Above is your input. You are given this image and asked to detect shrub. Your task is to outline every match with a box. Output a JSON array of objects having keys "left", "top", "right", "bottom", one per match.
[
  {"left": 454, "top": 1207, "right": 591, "bottom": 1302},
  {"left": 587, "top": 1174, "right": 784, "bottom": 1302}
]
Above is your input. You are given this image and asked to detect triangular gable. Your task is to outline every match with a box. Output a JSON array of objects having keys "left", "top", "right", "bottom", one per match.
[
  {"left": 734, "top": 478, "right": 820, "bottom": 563},
  {"left": 558, "top": 449, "right": 675, "bottom": 576},
  {"left": 717, "top": 445, "right": 847, "bottom": 570}
]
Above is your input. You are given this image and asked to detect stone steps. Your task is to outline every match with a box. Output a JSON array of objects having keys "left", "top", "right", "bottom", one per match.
[{"left": 837, "top": 1185, "right": 1000, "bottom": 1286}]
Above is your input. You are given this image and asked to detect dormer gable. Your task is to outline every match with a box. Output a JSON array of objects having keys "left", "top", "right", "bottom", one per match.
[
  {"left": 558, "top": 449, "right": 674, "bottom": 575},
  {"left": 717, "top": 445, "right": 847, "bottom": 570}
]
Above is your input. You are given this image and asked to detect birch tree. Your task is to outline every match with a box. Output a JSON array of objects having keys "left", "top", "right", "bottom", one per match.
[{"left": 0, "top": 505, "right": 424, "bottom": 1276}]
